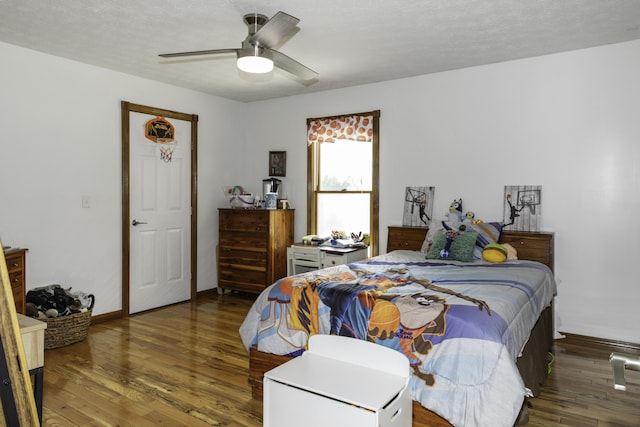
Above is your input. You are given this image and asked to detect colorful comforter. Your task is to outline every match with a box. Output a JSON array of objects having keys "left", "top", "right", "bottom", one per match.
[{"left": 239, "top": 250, "right": 556, "bottom": 427}]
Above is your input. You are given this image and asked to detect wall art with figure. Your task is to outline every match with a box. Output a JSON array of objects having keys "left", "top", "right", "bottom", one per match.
[
  {"left": 403, "top": 186, "right": 434, "bottom": 227},
  {"left": 503, "top": 185, "right": 542, "bottom": 231}
]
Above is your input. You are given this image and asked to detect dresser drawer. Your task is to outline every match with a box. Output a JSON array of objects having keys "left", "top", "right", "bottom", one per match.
[
  {"left": 218, "top": 273, "right": 267, "bottom": 293},
  {"left": 386, "top": 226, "right": 428, "bottom": 252},
  {"left": 6, "top": 253, "right": 24, "bottom": 272},
  {"left": 13, "top": 291, "right": 25, "bottom": 313},
  {"left": 218, "top": 246, "right": 267, "bottom": 267},
  {"left": 9, "top": 271, "right": 24, "bottom": 289},
  {"left": 322, "top": 253, "right": 345, "bottom": 267},
  {"left": 220, "top": 210, "right": 268, "bottom": 232},
  {"left": 219, "top": 230, "right": 267, "bottom": 249}
]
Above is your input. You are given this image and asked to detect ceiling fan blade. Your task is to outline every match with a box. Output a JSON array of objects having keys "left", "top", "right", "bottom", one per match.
[
  {"left": 270, "top": 49, "right": 318, "bottom": 82},
  {"left": 159, "top": 48, "right": 238, "bottom": 58},
  {"left": 250, "top": 11, "right": 299, "bottom": 48}
]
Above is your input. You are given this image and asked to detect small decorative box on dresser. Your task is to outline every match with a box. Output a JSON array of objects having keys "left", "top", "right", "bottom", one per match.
[
  {"left": 218, "top": 209, "right": 294, "bottom": 294},
  {"left": 386, "top": 226, "right": 428, "bottom": 253},
  {"left": 5, "top": 248, "right": 27, "bottom": 314},
  {"left": 500, "top": 231, "right": 555, "bottom": 272}
]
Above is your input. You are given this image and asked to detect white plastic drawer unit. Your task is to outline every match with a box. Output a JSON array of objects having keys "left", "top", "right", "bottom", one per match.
[{"left": 264, "top": 335, "right": 412, "bottom": 427}]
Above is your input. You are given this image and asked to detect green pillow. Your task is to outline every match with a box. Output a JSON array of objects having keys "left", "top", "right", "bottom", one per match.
[{"left": 426, "top": 231, "right": 479, "bottom": 262}]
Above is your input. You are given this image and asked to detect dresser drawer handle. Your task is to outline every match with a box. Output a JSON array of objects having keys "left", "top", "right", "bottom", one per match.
[
  {"left": 255, "top": 226, "right": 263, "bottom": 231},
  {"left": 12, "top": 262, "right": 19, "bottom": 267},
  {"left": 402, "top": 242, "right": 409, "bottom": 246}
]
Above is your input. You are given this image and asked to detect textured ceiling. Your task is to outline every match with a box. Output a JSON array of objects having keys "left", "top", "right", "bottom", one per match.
[{"left": 1, "top": 0, "right": 640, "bottom": 102}]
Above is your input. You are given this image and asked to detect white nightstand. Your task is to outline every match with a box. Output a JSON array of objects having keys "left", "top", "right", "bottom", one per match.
[{"left": 287, "top": 244, "right": 369, "bottom": 275}]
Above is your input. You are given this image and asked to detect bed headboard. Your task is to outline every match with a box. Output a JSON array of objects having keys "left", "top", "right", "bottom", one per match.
[{"left": 386, "top": 226, "right": 554, "bottom": 272}]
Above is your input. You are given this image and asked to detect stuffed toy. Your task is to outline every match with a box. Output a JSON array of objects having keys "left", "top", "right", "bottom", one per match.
[
  {"left": 463, "top": 211, "right": 475, "bottom": 223},
  {"left": 482, "top": 243, "right": 508, "bottom": 263},
  {"left": 482, "top": 243, "right": 518, "bottom": 263},
  {"left": 440, "top": 228, "right": 460, "bottom": 258},
  {"left": 446, "top": 199, "right": 463, "bottom": 224}
]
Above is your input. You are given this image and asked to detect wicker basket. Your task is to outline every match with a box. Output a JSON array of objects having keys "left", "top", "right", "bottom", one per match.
[{"left": 43, "top": 294, "right": 94, "bottom": 350}]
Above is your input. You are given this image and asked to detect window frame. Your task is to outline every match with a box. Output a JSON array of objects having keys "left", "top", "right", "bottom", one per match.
[{"left": 307, "top": 110, "right": 380, "bottom": 256}]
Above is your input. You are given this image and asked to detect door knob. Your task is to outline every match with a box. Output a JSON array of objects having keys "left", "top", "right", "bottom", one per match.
[{"left": 132, "top": 219, "right": 148, "bottom": 226}]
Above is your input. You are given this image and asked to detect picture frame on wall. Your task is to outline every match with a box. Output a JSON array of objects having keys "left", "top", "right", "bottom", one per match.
[
  {"left": 269, "top": 151, "right": 286, "bottom": 177},
  {"left": 503, "top": 185, "right": 542, "bottom": 231},
  {"left": 403, "top": 186, "right": 435, "bottom": 227}
]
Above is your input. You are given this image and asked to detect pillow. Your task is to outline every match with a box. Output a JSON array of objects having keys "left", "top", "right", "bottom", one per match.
[
  {"left": 463, "top": 221, "right": 502, "bottom": 259},
  {"left": 426, "top": 230, "right": 479, "bottom": 262},
  {"left": 421, "top": 220, "right": 456, "bottom": 254},
  {"left": 503, "top": 243, "right": 518, "bottom": 260},
  {"left": 420, "top": 222, "right": 440, "bottom": 254}
]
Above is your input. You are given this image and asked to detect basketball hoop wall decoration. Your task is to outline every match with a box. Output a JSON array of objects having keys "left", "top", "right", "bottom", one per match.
[
  {"left": 503, "top": 185, "right": 542, "bottom": 231},
  {"left": 145, "top": 116, "right": 177, "bottom": 163}
]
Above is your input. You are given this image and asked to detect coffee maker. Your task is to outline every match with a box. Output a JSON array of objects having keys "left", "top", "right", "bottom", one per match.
[{"left": 262, "top": 178, "right": 281, "bottom": 199}]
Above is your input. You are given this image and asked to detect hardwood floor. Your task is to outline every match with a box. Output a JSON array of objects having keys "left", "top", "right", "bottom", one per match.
[{"left": 40, "top": 292, "right": 640, "bottom": 426}]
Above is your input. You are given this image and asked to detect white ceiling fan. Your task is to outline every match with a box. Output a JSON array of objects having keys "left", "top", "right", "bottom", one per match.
[{"left": 159, "top": 11, "right": 318, "bottom": 82}]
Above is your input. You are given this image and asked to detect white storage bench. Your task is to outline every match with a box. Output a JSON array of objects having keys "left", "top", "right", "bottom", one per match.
[{"left": 264, "top": 335, "right": 411, "bottom": 427}]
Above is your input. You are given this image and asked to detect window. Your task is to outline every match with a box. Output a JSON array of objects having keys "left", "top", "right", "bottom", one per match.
[{"left": 307, "top": 111, "right": 380, "bottom": 255}]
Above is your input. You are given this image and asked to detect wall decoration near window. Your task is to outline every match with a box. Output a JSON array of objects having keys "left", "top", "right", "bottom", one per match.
[
  {"left": 503, "top": 185, "right": 542, "bottom": 231},
  {"left": 269, "top": 151, "right": 286, "bottom": 177},
  {"left": 403, "top": 186, "right": 434, "bottom": 227}
]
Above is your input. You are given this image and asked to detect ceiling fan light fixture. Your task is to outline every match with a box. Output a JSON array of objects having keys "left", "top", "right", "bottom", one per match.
[
  {"left": 237, "top": 47, "right": 273, "bottom": 74},
  {"left": 159, "top": 11, "right": 318, "bottom": 82}
]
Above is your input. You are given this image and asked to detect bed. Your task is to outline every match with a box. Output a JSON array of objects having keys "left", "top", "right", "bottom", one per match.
[{"left": 239, "top": 226, "right": 556, "bottom": 427}]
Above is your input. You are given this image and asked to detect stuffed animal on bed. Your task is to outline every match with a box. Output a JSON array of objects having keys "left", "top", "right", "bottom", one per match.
[
  {"left": 446, "top": 198, "right": 463, "bottom": 224},
  {"left": 463, "top": 211, "right": 475, "bottom": 223},
  {"left": 482, "top": 243, "right": 518, "bottom": 263},
  {"left": 440, "top": 228, "right": 460, "bottom": 258}
]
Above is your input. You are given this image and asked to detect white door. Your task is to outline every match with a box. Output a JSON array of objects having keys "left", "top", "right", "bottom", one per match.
[{"left": 129, "top": 112, "right": 191, "bottom": 313}]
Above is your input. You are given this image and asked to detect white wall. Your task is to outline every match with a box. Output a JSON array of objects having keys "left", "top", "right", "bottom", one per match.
[
  {"left": 239, "top": 40, "right": 640, "bottom": 344},
  {"left": 2, "top": 38, "right": 639, "bottom": 344},
  {"left": 0, "top": 42, "right": 245, "bottom": 316}
]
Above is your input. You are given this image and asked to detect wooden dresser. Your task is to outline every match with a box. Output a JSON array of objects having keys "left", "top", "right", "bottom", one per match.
[
  {"left": 4, "top": 248, "right": 27, "bottom": 314},
  {"left": 218, "top": 209, "right": 294, "bottom": 294},
  {"left": 386, "top": 226, "right": 428, "bottom": 252}
]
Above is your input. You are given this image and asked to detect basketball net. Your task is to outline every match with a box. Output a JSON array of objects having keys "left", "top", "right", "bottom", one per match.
[{"left": 159, "top": 141, "right": 177, "bottom": 163}]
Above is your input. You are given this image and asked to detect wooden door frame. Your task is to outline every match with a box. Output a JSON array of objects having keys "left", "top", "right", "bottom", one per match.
[{"left": 121, "top": 101, "right": 198, "bottom": 316}]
